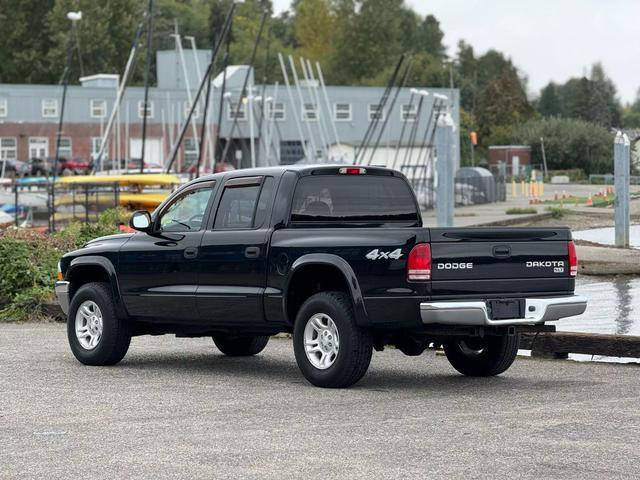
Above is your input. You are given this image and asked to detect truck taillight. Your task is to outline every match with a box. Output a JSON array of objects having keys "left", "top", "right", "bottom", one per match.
[
  {"left": 408, "top": 243, "right": 431, "bottom": 281},
  {"left": 339, "top": 167, "right": 366, "bottom": 175},
  {"left": 568, "top": 240, "right": 578, "bottom": 277}
]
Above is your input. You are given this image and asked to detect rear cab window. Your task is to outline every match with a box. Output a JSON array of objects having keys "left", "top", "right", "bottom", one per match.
[{"left": 290, "top": 174, "right": 420, "bottom": 227}]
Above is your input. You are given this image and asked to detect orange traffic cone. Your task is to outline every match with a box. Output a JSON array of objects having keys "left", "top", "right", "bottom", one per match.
[{"left": 586, "top": 194, "right": 593, "bottom": 206}]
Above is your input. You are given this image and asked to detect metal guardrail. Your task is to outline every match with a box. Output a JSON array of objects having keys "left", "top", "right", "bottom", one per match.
[{"left": 589, "top": 174, "right": 640, "bottom": 185}]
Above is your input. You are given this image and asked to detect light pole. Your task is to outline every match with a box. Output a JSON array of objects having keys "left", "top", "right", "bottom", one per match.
[{"left": 51, "top": 10, "right": 82, "bottom": 232}]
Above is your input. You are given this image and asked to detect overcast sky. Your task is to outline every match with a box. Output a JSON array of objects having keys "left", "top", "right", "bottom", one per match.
[{"left": 272, "top": 0, "right": 639, "bottom": 104}]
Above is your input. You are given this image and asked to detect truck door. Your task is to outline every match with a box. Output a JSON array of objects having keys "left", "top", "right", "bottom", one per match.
[
  {"left": 117, "top": 181, "right": 216, "bottom": 321},
  {"left": 196, "top": 176, "right": 276, "bottom": 324}
]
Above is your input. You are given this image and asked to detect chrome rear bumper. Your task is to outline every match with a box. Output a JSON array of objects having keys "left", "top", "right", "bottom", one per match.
[
  {"left": 420, "top": 295, "right": 587, "bottom": 326},
  {"left": 55, "top": 281, "right": 70, "bottom": 316}
]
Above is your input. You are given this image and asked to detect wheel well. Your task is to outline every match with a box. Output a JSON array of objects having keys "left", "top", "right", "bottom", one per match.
[
  {"left": 67, "top": 265, "right": 110, "bottom": 301},
  {"left": 286, "top": 264, "right": 350, "bottom": 323}
]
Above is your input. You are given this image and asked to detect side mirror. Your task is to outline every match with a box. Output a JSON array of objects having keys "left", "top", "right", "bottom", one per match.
[{"left": 129, "top": 210, "right": 152, "bottom": 233}]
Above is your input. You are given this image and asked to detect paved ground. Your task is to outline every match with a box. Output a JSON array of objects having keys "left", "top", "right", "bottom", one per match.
[{"left": 1, "top": 324, "right": 639, "bottom": 480}]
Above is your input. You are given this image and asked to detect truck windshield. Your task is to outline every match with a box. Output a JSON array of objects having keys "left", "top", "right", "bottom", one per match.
[{"left": 290, "top": 175, "right": 419, "bottom": 225}]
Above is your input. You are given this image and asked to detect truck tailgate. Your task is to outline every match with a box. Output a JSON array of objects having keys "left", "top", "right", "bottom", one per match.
[{"left": 428, "top": 228, "right": 575, "bottom": 298}]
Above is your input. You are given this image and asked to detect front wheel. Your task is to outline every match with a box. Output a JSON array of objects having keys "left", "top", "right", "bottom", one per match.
[
  {"left": 67, "top": 282, "right": 131, "bottom": 366},
  {"left": 212, "top": 334, "right": 269, "bottom": 356},
  {"left": 293, "top": 292, "right": 372, "bottom": 388},
  {"left": 443, "top": 335, "right": 519, "bottom": 377}
]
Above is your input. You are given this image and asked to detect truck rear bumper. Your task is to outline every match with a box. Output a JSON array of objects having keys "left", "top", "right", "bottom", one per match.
[
  {"left": 420, "top": 295, "right": 587, "bottom": 326},
  {"left": 55, "top": 281, "right": 70, "bottom": 316}
]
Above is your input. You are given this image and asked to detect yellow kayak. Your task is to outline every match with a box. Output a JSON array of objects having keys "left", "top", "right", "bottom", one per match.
[
  {"left": 55, "top": 192, "right": 169, "bottom": 210},
  {"left": 57, "top": 174, "right": 181, "bottom": 187}
]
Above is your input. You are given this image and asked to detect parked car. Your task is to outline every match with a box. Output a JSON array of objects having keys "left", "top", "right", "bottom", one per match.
[
  {"left": 58, "top": 157, "right": 91, "bottom": 175},
  {"left": 55, "top": 165, "right": 587, "bottom": 388},
  {"left": 0, "top": 159, "right": 29, "bottom": 177}
]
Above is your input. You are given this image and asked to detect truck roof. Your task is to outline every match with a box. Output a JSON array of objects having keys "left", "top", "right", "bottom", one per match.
[{"left": 193, "top": 164, "right": 402, "bottom": 184}]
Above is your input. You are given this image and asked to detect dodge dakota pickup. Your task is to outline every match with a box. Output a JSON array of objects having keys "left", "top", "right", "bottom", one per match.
[{"left": 55, "top": 165, "right": 587, "bottom": 387}]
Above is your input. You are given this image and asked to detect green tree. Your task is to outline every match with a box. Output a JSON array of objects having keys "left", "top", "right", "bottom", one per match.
[
  {"left": 419, "top": 14, "right": 445, "bottom": 59},
  {"left": 45, "top": 0, "right": 141, "bottom": 83},
  {"left": 537, "top": 82, "right": 561, "bottom": 117},
  {"left": 0, "top": 0, "right": 55, "bottom": 83},
  {"left": 293, "top": 0, "right": 334, "bottom": 64},
  {"left": 622, "top": 90, "right": 640, "bottom": 128},
  {"left": 475, "top": 72, "right": 534, "bottom": 145},
  {"left": 328, "top": 0, "right": 404, "bottom": 84}
]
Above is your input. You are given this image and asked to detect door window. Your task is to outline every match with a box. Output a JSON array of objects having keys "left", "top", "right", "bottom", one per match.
[
  {"left": 214, "top": 183, "right": 262, "bottom": 229},
  {"left": 158, "top": 184, "right": 214, "bottom": 232}
]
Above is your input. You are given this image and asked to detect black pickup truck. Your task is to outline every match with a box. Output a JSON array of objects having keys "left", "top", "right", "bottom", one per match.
[{"left": 55, "top": 165, "right": 587, "bottom": 388}]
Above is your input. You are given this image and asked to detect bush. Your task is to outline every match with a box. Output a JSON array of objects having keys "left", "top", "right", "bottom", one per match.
[
  {"left": 546, "top": 206, "right": 571, "bottom": 219},
  {"left": 511, "top": 117, "right": 614, "bottom": 175},
  {"left": 506, "top": 207, "right": 537, "bottom": 215},
  {"left": 0, "top": 208, "right": 121, "bottom": 321}
]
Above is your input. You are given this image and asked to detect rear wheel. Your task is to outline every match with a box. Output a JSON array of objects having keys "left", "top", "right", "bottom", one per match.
[
  {"left": 67, "top": 282, "right": 131, "bottom": 366},
  {"left": 212, "top": 334, "right": 269, "bottom": 356},
  {"left": 293, "top": 292, "right": 372, "bottom": 388},
  {"left": 443, "top": 335, "right": 519, "bottom": 377}
]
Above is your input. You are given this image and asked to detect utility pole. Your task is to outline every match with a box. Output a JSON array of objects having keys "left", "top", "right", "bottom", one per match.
[
  {"left": 614, "top": 131, "right": 630, "bottom": 248},
  {"left": 540, "top": 136, "right": 548, "bottom": 179},
  {"left": 435, "top": 104, "right": 455, "bottom": 228},
  {"left": 139, "top": 0, "right": 154, "bottom": 173},
  {"left": 51, "top": 11, "right": 82, "bottom": 231}
]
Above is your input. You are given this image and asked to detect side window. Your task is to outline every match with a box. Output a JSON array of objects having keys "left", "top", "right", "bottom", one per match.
[
  {"left": 253, "top": 177, "right": 275, "bottom": 228},
  {"left": 215, "top": 184, "right": 261, "bottom": 229},
  {"left": 159, "top": 184, "right": 214, "bottom": 232}
]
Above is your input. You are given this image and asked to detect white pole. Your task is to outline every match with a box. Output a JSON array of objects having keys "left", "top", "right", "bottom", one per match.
[
  {"left": 186, "top": 36, "right": 215, "bottom": 172},
  {"left": 277, "top": 53, "right": 310, "bottom": 160},
  {"left": 125, "top": 101, "right": 130, "bottom": 163},
  {"left": 301, "top": 58, "right": 329, "bottom": 161},
  {"left": 265, "top": 83, "right": 279, "bottom": 165},
  {"left": 248, "top": 86, "right": 256, "bottom": 168},
  {"left": 316, "top": 61, "right": 341, "bottom": 152},
  {"left": 306, "top": 59, "right": 333, "bottom": 161},
  {"left": 288, "top": 55, "right": 317, "bottom": 160},
  {"left": 95, "top": 34, "right": 141, "bottom": 169},
  {"left": 171, "top": 31, "right": 200, "bottom": 165}
]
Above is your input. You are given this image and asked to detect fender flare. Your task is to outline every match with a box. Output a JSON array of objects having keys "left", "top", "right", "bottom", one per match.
[
  {"left": 285, "top": 253, "right": 369, "bottom": 326},
  {"left": 67, "top": 256, "right": 128, "bottom": 318}
]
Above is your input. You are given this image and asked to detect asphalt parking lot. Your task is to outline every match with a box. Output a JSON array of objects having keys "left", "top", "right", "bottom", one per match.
[{"left": 1, "top": 323, "right": 639, "bottom": 479}]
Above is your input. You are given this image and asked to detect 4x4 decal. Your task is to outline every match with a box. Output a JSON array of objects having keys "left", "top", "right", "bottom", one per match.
[{"left": 365, "top": 249, "right": 403, "bottom": 260}]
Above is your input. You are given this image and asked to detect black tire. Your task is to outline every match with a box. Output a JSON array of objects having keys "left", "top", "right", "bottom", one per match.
[
  {"left": 67, "top": 282, "right": 131, "bottom": 366},
  {"left": 443, "top": 334, "right": 519, "bottom": 377},
  {"left": 293, "top": 292, "right": 373, "bottom": 388},
  {"left": 212, "top": 334, "right": 269, "bottom": 356}
]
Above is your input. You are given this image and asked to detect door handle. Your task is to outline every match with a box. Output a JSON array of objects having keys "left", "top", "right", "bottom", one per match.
[
  {"left": 184, "top": 247, "right": 198, "bottom": 259},
  {"left": 245, "top": 246, "right": 260, "bottom": 258}
]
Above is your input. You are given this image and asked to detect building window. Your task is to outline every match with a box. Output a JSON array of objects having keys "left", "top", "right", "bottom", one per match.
[
  {"left": 266, "top": 101, "right": 285, "bottom": 121},
  {"left": 28, "top": 137, "right": 49, "bottom": 159},
  {"left": 184, "top": 138, "right": 199, "bottom": 166},
  {"left": 368, "top": 104, "right": 386, "bottom": 122},
  {"left": 59, "top": 137, "right": 72, "bottom": 158},
  {"left": 280, "top": 140, "right": 305, "bottom": 165},
  {"left": 42, "top": 99, "right": 58, "bottom": 118},
  {"left": 138, "top": 100, "right": 154, "bottom": 119},
  {"left": 302, "top": 103, "right": 318, "bottom": 121},
  {"left": 401, "top": 104, "right": 418, "bottom": 122},
  {"left": 90, "top": 99, "right": 107, "bottom": 119},
  {"left": 334, "top": 103, "right": 352, "bottom": 122},
  {"left": 0, "top": 137, "right": 17, "bottom": 160},
  {"left": 184, "top": 101, "right": 199, "bottom": 119},
  {"left": 0, "top": 98, "right": 7, "bottom": 117},
  {"left": 227, "top": 101, "right": 246, "bottom": 121},
  {"left": 91, "top": 137, "right": 103, "bottom": 159}
]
